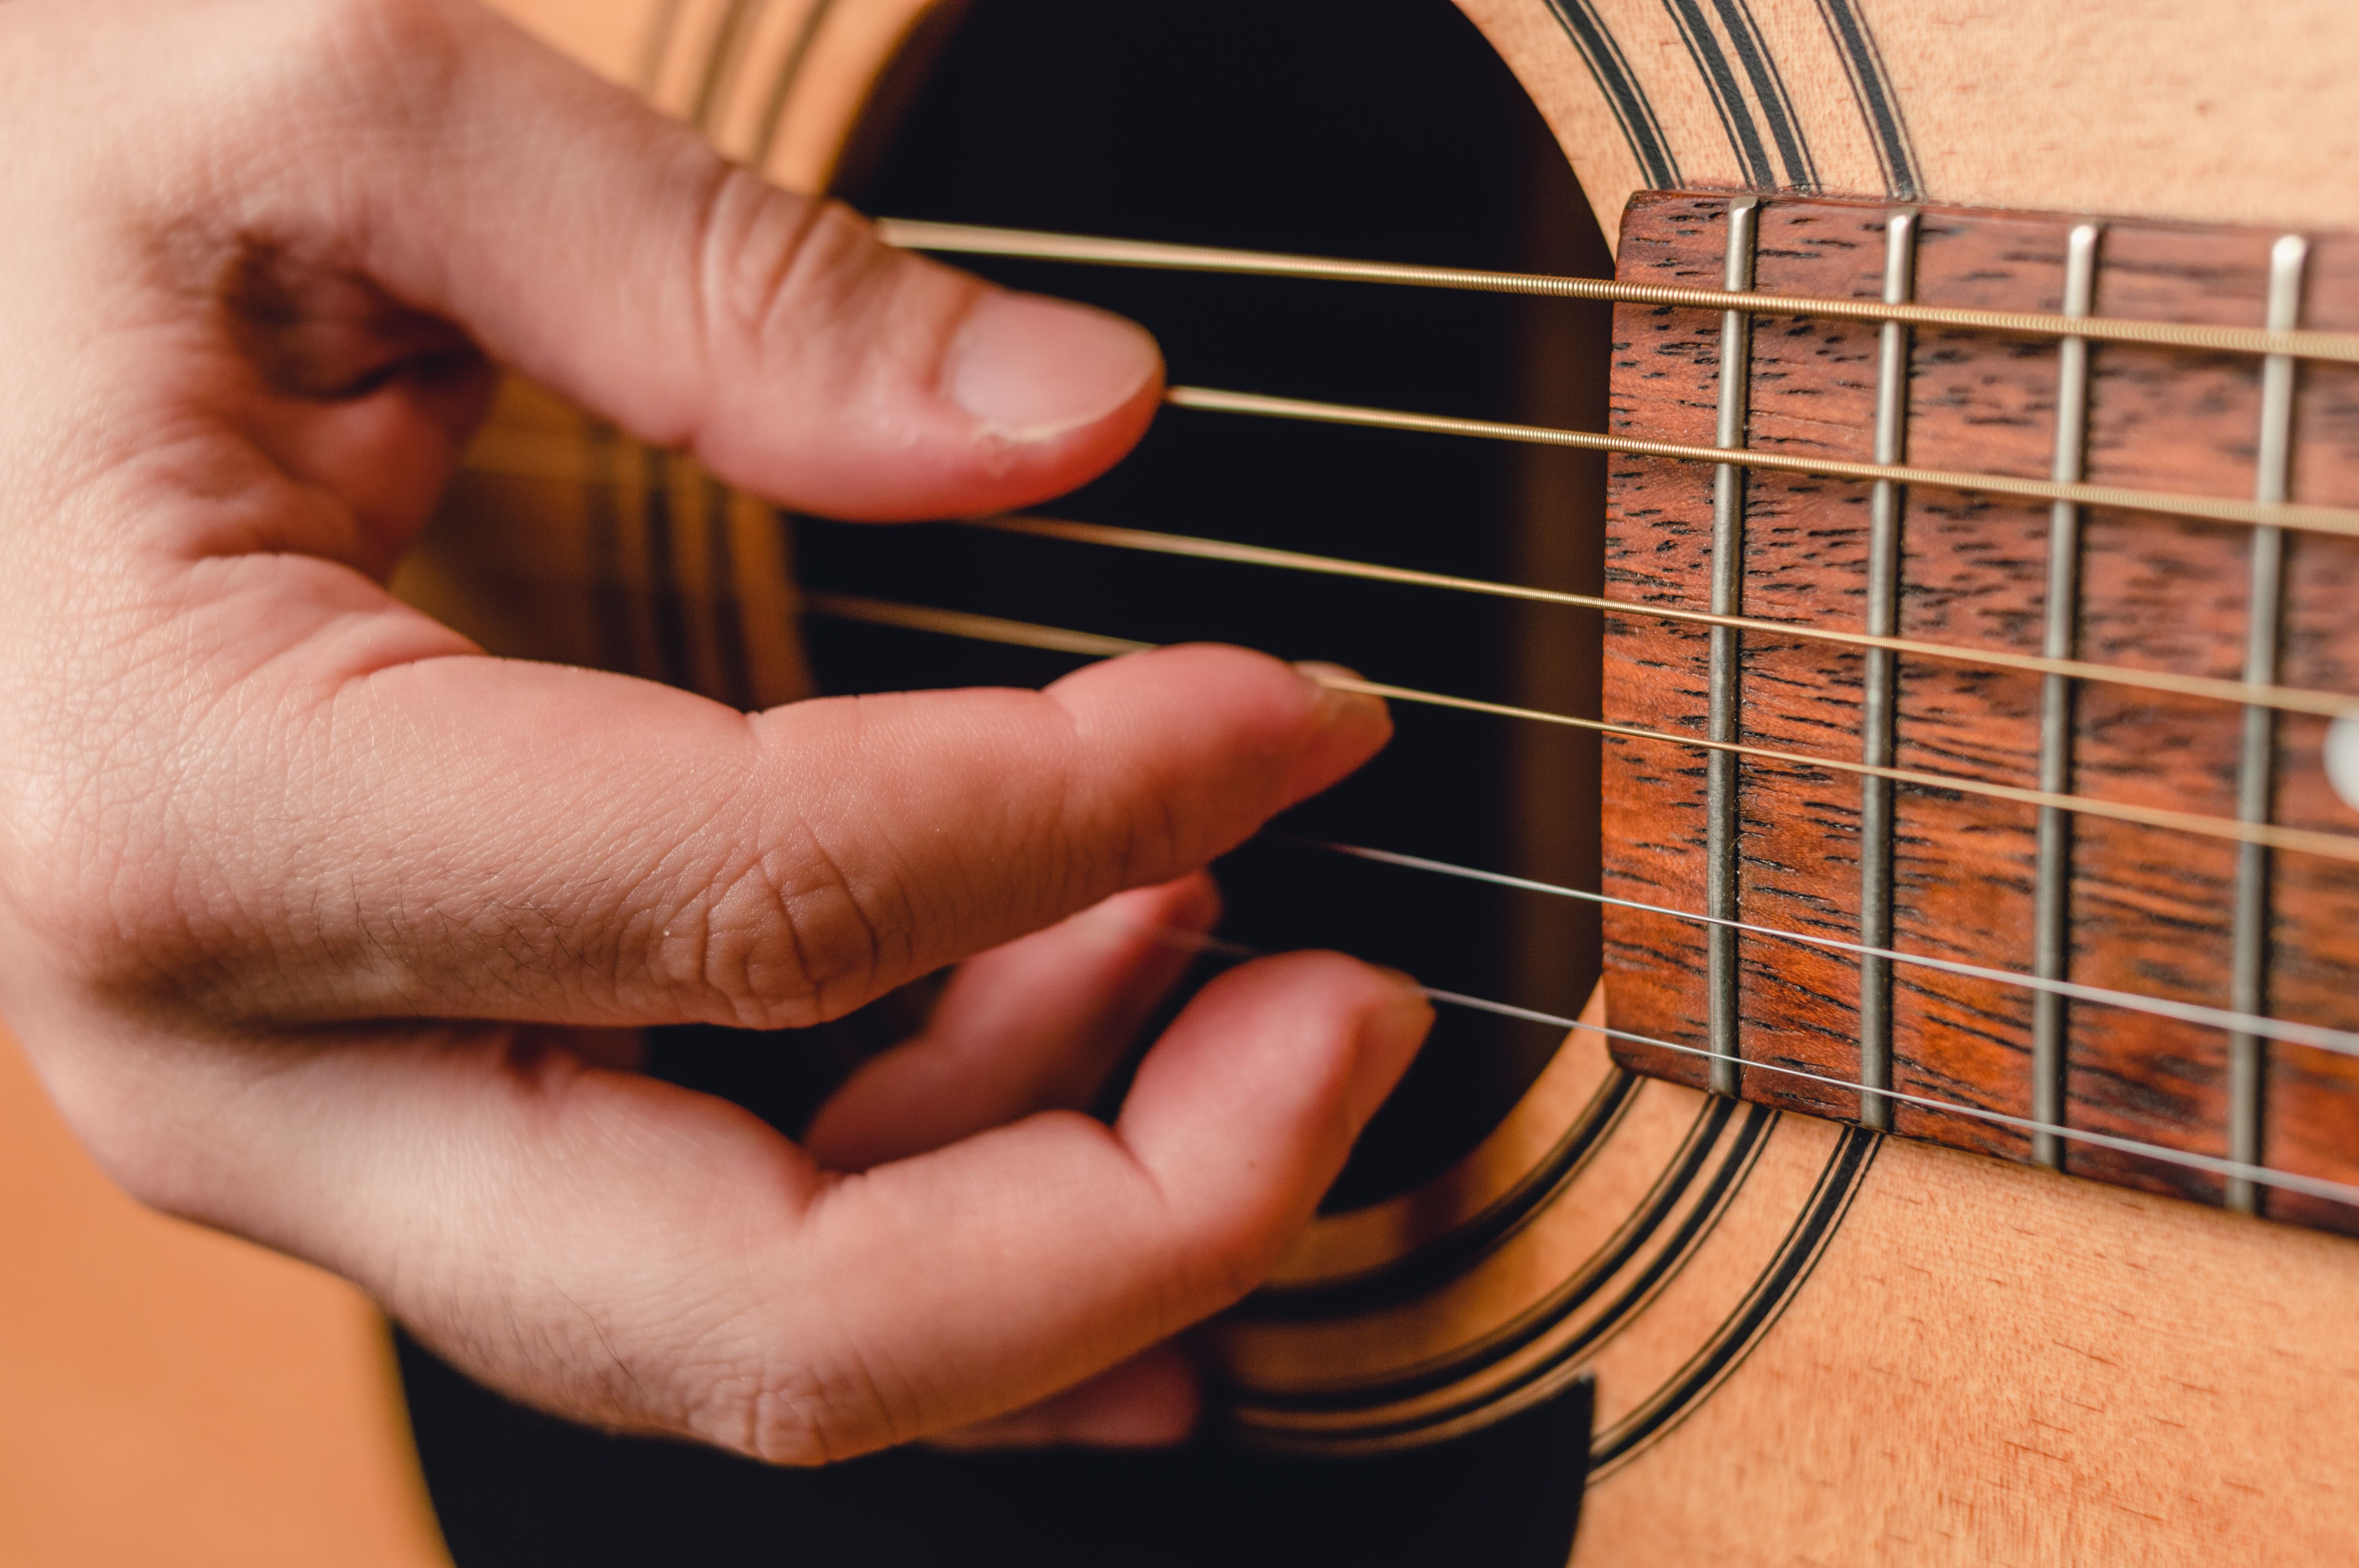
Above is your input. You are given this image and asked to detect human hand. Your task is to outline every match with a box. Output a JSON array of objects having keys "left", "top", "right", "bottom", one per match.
[{"left": 0, "top": 0, "right": 1427, "bottom": 1462}]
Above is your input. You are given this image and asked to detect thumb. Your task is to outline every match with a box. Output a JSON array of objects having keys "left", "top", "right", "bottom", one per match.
[{"left": 145, "top": 0, "right": 1164, "bottom": 520}]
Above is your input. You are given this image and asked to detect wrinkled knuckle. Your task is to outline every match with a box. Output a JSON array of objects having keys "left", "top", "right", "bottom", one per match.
[
  {"left": 673, "top": 838, "right": 890, "bottom": 1029},
  {"left": 696, "top": 185, "right": 969, "bottom": 386},
  {"left": 683, "top": 1349, "right": 900, "bottom": 1467},
  {"left": 692, "top": 174, "right": 826, "bottom": 353},
  {"left": 744, "top": 1374, "right": 866, "bottom": 1468}
]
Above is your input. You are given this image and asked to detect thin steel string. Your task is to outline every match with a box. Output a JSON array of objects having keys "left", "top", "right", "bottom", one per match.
[
  {"left": 1101, "top": 913, "right": 2359, "bottom": 1210},
  {"left": 453, "top": 440, "right": 2359, "bottom": 720},
  {"left": 1163, "top": 387, "right": 2359, "bottom": 543},
  {"left": 798, "top": 590, "right": 2359, "bottom": 866},
  {"left": 810, "top": 581, "right": 2359, "bottom": 1052},
  {"left": 1281, "top": 837, "right": 2359, "bottom": 1058},
  {"left": 875, "top": 218, "right": 2359, "bottom": 367},
  {"left": 1315, "top": 676, "right": 2359, "bottom": 864},
  {"left": 953, "top": 516, "right": 2357, "bottom": 722}
]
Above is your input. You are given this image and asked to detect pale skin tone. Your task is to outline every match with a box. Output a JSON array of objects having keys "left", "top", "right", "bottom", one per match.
[{"left": 0, "top": 0, "right": 1432, "bottom": 1462}]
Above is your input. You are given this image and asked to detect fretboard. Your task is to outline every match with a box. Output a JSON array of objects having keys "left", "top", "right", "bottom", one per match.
[{"left": 1601, "top": 191, "right": 2359, "bottom": 1233}]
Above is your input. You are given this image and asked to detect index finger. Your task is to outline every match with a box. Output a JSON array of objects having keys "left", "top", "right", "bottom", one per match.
[{"left": 90, "top": 641, "right": 1389, "bottom": 1031}]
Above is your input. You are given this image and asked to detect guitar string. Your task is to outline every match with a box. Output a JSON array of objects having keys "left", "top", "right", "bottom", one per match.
[
  {"left": 1103, "top": 913, "right": 2359, "bottom": 1210},
  {"left": 802, "top": 590, "right": 2359, "bottom": 1057},
  {"left": 455, "top": 433, "right": 2359, "bottom": 721},
  {"left": 1164, "top": 385, "right": 2359, "bottom": 543},
  {"left": 454, "top": 225, "right": 2359, "bottom": 1143},
  {"left": 694, "top": 215, "right": 2359, "bottom": 1203},
  {"left": 1279, "top": 836, "right": 2359, "bottom": 1058},
  {"left": 799, "top": 590, "right": 2359, "bottom": 867},
  {"left": 883, "top": 218, "right": 2359, "bottom": 535},
  {"left": 876, "top": 218, "right": 2359, "bottom": 368},
  {"left": 950, "top": 513, "right": 2359, "bottom": 722}
]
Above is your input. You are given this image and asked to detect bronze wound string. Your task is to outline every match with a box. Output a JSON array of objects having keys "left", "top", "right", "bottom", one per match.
[
  {"left": 452, "top": 457, "right": 2359, "bottom": 716},
  {"left": 955, "top": 514, "right": 2359, "bottom": 722},
  {"left": 876, "top": 218, "right": 2359, "bottom": 368},
  {"left": 1161, "top": 386, "right": 2359, "bottom": 541}
]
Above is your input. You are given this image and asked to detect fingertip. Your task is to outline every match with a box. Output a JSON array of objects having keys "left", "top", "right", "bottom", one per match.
[
  {"left": 923, "top": 1345, "right": 1201, "bottom": 1452},
  {"left": 1281, "top": 662, "right": 1394, "bottom": 806},
  {"left": 946, "top": 291, "right": 1163, "bottom": 448},
  {"left": 1345, "top": 978, "right": 1436, "bottom": 1131},
  {"left": 1050, "top": 1345, "right": 1203, "bottom": 1447},
  {"left": 1094, "top": 871, "right": 1223, "bottom": 940},
  {"left": 1120, "top": 949, "right": 1431, "bottom": 1163},
  {"left": 1046, "top": 643, "right": 1390, "bottom": 818}
]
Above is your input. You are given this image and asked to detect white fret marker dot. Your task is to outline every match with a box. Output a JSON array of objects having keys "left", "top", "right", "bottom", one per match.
[{"left": 2331, "top": 715, "right": 2359, "bottom": 815}]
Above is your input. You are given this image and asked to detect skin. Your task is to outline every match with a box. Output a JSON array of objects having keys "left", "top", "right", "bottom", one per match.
[{"left": 0, "top": 0, "right": 1433, "bottom": 1463}]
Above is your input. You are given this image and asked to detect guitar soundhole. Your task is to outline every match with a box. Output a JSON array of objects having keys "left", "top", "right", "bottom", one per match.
[
  {"left": 406, "top": 4, "right": 1606, "bottom": 1565},
  {"left": 817, "top": 0, "right": 1615, "bottom": 1210}
]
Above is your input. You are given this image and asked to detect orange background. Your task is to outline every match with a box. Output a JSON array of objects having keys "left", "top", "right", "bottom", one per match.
[{"left": 0, "top": 1025, "right": 451, "bottom": 1566}]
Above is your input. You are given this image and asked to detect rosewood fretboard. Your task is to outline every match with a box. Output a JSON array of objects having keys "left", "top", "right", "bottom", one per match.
[{"left": 1601, "top": 191, "right": 2359, "bottom": 1234}]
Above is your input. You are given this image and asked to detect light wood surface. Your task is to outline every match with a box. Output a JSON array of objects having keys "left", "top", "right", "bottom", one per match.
[
  {"left": 0, "top": 1024, "right": 448, "bottom": 1568},
  {"left": 1461, "top": 0, "right": 2359, "bottom": 240}
]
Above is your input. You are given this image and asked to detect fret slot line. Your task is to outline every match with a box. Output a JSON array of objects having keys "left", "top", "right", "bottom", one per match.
[
  {"left": 2227, "top": 235, "right": 2310, "bottom": 1216},
  {"left": 1857, "top": 209, "right": 1917, "bottom": 1133},
  {"left": 2032, "top": 221, "right": 2102, "bottom": 1171},
  {"left": 1707, "top": 197, "right": 1759, "bottom": 1100}
]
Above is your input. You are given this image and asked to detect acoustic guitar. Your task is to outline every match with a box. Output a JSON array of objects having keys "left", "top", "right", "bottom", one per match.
[{"left": 416, "top": 1, "right": 2359, "bottom": 1560}]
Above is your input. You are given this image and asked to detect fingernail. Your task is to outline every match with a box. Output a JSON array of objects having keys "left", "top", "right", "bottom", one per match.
[
  {"left": 2332, "top": 715, "right": 2359, "bottom": 815},
  {"left": 1279, "top": 662, "right": 1393, "bottom": 803},
  {"left": 947, "top": 291, "right": 1161, "bottom": 442},
  {"left": 1344, "top": 985, "right": 1435, "bottom": 1130}
]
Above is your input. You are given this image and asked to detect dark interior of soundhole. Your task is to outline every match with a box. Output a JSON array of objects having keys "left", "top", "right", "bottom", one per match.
[
  {"left": 811, "top": 0, "right": 1613, "bottom": 1211},
  {"left": 400, "top": 3, "right": 1614, "bottom": 1564}
]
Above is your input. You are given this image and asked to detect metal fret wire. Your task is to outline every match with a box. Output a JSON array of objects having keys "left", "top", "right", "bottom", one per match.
[
  {"left": 2228, "top": 236, "right": 2311, "bottom": 1214},
  {"left": 798, "top": 590, "right": 2359, "bottom": 867},
  {"left": 1706, "top": 198, "right": 1759, "bottom": 1100},
  {"left": 1163, "top": 385, "right": 2359, "bottom": 543},
  {"left": 944, "top": 514, "right": 2359, "bottom": 722},
  {"left": 875, "top": 218, "right": 2359, "bottom": 367},
  {"left": 2031, "top": 223, "right": 2102, "bottom": 1170},
  {"left": 1857, "top": 209, "right": 1918, "bottom": 1132},
  {"left": 1107, "top": 913, "right": 2359, "bottom": 1210}
]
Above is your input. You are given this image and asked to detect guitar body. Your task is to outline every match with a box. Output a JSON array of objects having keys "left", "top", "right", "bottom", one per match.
[{"left": 434, "top": 2, "right": 2359, "bottom": 1560}]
